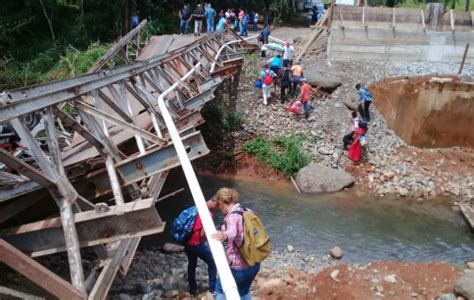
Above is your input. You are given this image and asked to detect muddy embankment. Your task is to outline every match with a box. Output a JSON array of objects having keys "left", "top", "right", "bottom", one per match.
[{"left": 372, "top": 76, "right": 474, "bottom": 149}]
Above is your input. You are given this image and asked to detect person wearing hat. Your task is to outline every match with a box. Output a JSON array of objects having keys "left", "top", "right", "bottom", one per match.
[
  {"left": 193, "top": 4, "right": 205, "bottom": 36},
  {"left": 298, "top": 77, "right": 312, "bottom": 119},
  {"left": 282, "top": 40, "right": 294, "bottom": 68}
]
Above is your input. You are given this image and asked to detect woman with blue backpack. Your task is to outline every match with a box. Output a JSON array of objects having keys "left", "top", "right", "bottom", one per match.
[{"left": 172, "top": 199, "right": 219, "bottom": 296}]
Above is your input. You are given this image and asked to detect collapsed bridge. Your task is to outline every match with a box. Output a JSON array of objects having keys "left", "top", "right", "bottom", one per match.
[{"left": 0, "top": 22, "right": 256, "bottom": 299}]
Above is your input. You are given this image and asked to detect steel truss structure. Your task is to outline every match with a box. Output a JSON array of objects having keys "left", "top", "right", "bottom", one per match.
[{"left": 0, "top": 25, "right": 255, "bottom": 299}]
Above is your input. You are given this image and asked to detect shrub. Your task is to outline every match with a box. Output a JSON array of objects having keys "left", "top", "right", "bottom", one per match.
[{"left": 243, "top": 135, "right": 311, "bottom": 177}]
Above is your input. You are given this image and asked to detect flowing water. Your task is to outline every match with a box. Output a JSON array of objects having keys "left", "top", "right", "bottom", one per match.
[{"left": 156, "top": 174, "right": 474, "bottom": 265}]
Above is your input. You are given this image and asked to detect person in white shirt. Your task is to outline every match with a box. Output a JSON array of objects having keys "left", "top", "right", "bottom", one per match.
[
  {"left": 282, "top": 40, "right": 294, "bottom": 68},
  {"left": 253, "top": 12, "right": 259, "bottom": 32}
]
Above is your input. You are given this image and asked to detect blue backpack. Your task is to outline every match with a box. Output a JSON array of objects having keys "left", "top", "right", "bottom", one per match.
[{"left": 171, "top": 206, "right": 198, "bottom": 243}]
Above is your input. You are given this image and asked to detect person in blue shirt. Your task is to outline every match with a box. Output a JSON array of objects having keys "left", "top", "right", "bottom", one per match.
[
  {"left": 355, "top": 83, "right": 373, "bottom": 122},
  {"left": 268, "top": 54, "right": 283, "bottom": 74},
  {"left": 204, "top": 3, "right": 217, "bottom": 33},
  {"left": 242, "top": 12, "right": 250, "bottom": 36},
  {"left": 262, "top": 25, "right": 270, "bottom": 44},
  {"left": 131, "top": 12, "right": 139, "bottom": 29},
  {"left": 216, "top": 16, "right": 227, "bottom": 31}
]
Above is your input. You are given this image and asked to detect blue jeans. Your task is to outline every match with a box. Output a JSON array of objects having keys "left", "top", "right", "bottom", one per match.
[
  {"left": 303, "top": 101, "right": 310, "bottom": 117},
  {"left": 239, "top": 21, "right": 244, "bottom": 35},
  {"left": 242, "top": 23, "right": 248, "bottom": 36},
  {"left": 215, "top": 263, "right": 260, "bottom": 299},
  {"left": 185, "top": 243, "right": 217, "bottom": 294},
  {"left": 180, "top": 20, "right": 189, "bottom": 34},
  {"left": 207, "top": 19, "right": 214, "bottom": 32},
  {"left": 253, "top": 22, "right": 258, "bottom": 32}
]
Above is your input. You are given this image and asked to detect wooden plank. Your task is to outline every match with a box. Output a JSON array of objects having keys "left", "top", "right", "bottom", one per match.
[{"left": 0, "top": 239, "right": 85, "bottom": 300}]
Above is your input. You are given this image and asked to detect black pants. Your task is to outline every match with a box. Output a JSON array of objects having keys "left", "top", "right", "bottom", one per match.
[
  {"left": 358, "top": 101, "right": 371, "bottom": 122},
  {"left": 343, "top": 131, "right": 355, "bottom": 150},
  {"left": 280, "top": 81, "right": 291, "bottom": 102},
  {"left": 283, "top": 59, "right": 292, "bottom": 68},
  {"left": 184, "top": 243, "right": 217, "bottom": 294}
]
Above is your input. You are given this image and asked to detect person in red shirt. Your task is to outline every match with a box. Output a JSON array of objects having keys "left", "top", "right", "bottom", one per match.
[
  {"left": 298, "top": 77, "right": 312, "bottom": 119},
  {"left": 185, "top": 199, "right": 218, "bottom": 296}
]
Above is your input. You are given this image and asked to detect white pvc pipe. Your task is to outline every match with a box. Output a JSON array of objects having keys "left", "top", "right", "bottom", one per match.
[{"left": 157, "top": 63, "right": 240, "bottom": 299}]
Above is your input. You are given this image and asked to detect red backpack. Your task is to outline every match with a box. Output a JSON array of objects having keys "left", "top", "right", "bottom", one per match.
[{"left": 263, "top": 71, "right": 273, "bottom": 85}]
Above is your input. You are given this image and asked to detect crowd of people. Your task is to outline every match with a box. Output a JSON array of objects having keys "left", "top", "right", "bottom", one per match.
[
  {"left": 172, "top": 12, "right": 372, "bottom": 299},
  {"left": 179, "top": 4, "right": 266, "bottom": 36},
  {"left": 254, "top": 41, "right": 372, "bottom": 161}
]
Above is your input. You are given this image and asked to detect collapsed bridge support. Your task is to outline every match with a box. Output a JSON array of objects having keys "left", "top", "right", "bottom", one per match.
[{"left": 0, "top": 28, "right": 257, "bottom": 299}]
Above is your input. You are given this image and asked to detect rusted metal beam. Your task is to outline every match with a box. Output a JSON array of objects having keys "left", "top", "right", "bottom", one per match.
[
  {"left": 75, "top": 101, "right": 166, "bottom": 145},
  {"left": 89, "top": 239, "right": 137, "bottom": 300},
  {"left": 0, "top": 286, "right": 44, "bottom": 299},
  {"left": 88, "top": 20, "right": 148, "bottom": 73},
  {"left": 0, "top": 53, "right": 169, "bottom": 123},
  {"left": 0, "top": 239, "right": 86, "bottom": 299},
  {"left": 0, "top": 198, "right": 165, "bottom": 257},
  {"left": 115, "top": 131, "right": 208, "bottom": 185},
  {"left": 0, "top": 150, "right": 56, "bottom": 189}
]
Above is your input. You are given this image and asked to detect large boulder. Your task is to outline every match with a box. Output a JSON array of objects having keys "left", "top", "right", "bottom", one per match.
[
  {"left": 295, "top": 163, "right": 354, "bottom": 193},
  {"left": 304, "top": 68, "right": 342, "bottom": 93},
  {"left": 343, "top": 94, "right": 360, "bottom": 111},
  {"left": 454, "top": 271, "right": 474, "bottom": 299}
]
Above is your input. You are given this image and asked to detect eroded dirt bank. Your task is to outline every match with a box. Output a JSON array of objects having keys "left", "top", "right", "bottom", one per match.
[{"left": 254, "top": 261, "right": 464, "bottom": 300}]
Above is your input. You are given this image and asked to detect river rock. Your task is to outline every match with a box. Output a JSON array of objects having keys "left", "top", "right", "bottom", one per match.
[
  {"left": 454, "top": 272, "right": 474, "bottom": 300},
  {"left": 304, "top": 68, "right": 342, "bottom": 92},
  {"left": 162, "top": 243, "right": 184, "bottom": 253},
  {"left": 287, "top": 245, "right": 295, "bottom": 252},
  {"left": 435, "top": 293, "right": 456, "bottom": 300},
  {"left": 295, "top": 163, "right": 354, "bottom": 193},
  {"left": 329, "top": 246, "right": 343, "bottom": 259},
  {"left": 343, "top": 94, "right": 360, "bottom": 111},
  {"left": 118, "top": 294, "right": 133, "bottom": 300},
  {"left": 466, "top": 261, "right": 474, "bottom": 270},
  {"left": 383, "top": 274, "right": 398, "bottom": 284},
  {"left": 260, "top": 278, "right": 283, "bottom": 290}
]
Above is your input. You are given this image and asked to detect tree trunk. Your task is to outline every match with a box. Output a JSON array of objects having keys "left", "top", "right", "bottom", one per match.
[
  {"left": 466, "top": 0, "right": 471, "bottom": 11},
  {"left": 39, "top": 0, "right": 57, "bottom": 48}
]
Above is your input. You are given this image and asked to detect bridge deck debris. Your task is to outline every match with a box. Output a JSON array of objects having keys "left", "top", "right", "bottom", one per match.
[{"left": 0, "top": 23, "right": 257, "bottom": 299}]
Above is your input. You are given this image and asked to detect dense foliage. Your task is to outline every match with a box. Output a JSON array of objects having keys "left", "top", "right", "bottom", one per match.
[
  {"left": 243, "top": 135, "right": 311, "bottom": 177},
  {"left": 0, "top": 0, "right": 299, "bottom": 90}
]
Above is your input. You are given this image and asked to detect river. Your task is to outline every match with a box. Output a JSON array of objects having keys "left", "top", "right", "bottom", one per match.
[{"left": 155, "top": 174, "right": 474, "bottom": 265}]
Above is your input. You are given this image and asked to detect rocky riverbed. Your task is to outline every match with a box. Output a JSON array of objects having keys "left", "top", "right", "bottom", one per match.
[
  {"left": 108, "top": 244, "right": 337, "bottom": 299},
  {"left": 233, "top": 30, "right": 474, "bottom": 203},
  {"left": 107, "top": 242, "right": 474, "bottom": 300}
]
